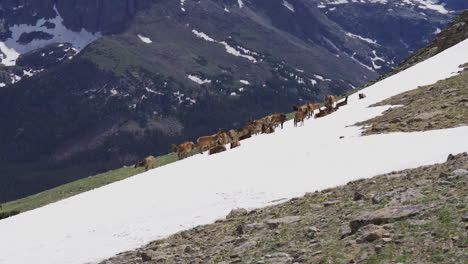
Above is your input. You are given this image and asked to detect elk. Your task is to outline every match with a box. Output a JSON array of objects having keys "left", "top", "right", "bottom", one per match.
[
  {"left": 134, "top": 156, "right": 157, "bottom": 171},
  {"left": 294, "top": 111, "right": 307, "bottom": 127}
]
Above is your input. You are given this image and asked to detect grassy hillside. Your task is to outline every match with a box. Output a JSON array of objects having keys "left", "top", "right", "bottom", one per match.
[{"left": 1, "top": 153, "right": 178, "bottom": 216}]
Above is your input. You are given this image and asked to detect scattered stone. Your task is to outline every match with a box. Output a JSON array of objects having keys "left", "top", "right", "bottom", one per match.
[
  {"left": 266, "top": 216, "right": 305, "bottom": 229},
  {"left": 371, "top": 196, "right": 381, "bottom": 204},
  {"left": 437, "top": 180, "right": 452, "bottom": 186},
  {"left": 356, "top": 224, "right": 386, "bottom": 243},
  {"left": 226, "top": 208, "right": 248, "bottom": 219},
  {"left": 462, "top": 215, "right": 468, "bottom": 222},
  {"left": 382, "top": 237, "right": 392, "bottom": 243},
  {"left": 414, "top": 110, "right": 442, "bottom": 120},
  {"left": 232, "top": 241, "right": 257, "bottom": 256},
  {"left": 350, "top": 205, "right": 426, "bottom": 233},
  {"left": 311, "top": 251, "right": 322, "bottom": 256},
  {"left": 236, "top": 223, "right": 246, "bottom": 236},
  {"left": 439, "top": 172, "right": 450, "bottom": 178},
  {"left": 183, "top": 245, "right": 193, "bottom": 253},
  {"left": 353, "top": 191, "right": 366, "bottom": 201},
  {"left": 374, "top": 245, "right": 384, "bottom": 253},
  {"left": 323, "top": 200, "right": 340, "bottom": 207},
  {"left": 136, "top": 251, "right": 152, "bottom": 261},
  {"left": 447, "top": 153, "right": 456, "bottom": 161},
  {"left": 452, "top": 169, "right": 468, "bottom": 177}
]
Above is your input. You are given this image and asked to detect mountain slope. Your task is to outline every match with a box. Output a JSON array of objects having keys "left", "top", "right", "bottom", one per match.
[
  {"left": 1, "top": 35, "right": 467, "bottom": 264},
  {"left": 104, "top": 153, "right": 468, "bottom": 264},
  {"left": 0, "top": 0, "right": 465, "bottom": 202}
]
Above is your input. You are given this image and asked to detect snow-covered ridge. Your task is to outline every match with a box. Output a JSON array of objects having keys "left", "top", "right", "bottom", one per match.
[
  {"left": 0, "top": 6, "right": 101, "bottom": 66},
  {"left": 317, "top": 0, "right": 450, "bottom": 14},
  {"left": 1, "top": 39, "right": 468, "bottom": 264}
]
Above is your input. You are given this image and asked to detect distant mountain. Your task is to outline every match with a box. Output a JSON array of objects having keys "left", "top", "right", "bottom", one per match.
[{"left": 0, "top": 0, "right": 465, "bottom": 201}]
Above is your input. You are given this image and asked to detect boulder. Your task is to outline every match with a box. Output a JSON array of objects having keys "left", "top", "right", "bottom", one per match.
[
  {"left": 356, "top": 224, "right": 386, "bottom": 243},
  {"left": 265, "top": 216, "right": 305, "bottom": 229},
  {"left": 350, "top": 205, "right": 425, "bottom": 233},
  {"left": 226, "top": 208, "right": 248, "bottom": 219}
]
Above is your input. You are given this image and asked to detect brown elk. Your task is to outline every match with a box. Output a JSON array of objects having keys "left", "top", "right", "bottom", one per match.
[
  {"left": 315, "top": 107, "right": 331, "bottom": 118},
  {"left": 336, "top": 96, "right": 348, "bottom": 108},
  {"left": 209, "top": 145, "right": 227, "bottom": 155},
  {"left": 197, "top": 131, "right": 225, "bottom": 154},
  {"left": 134, "top": 156, "right": 157, "bottom": 171},
  {"left": 230, "top": 140, "right": 241, "bottom": 149},
  {"left": 171, "top": 142, "right": 195, "bottom": 159},
  {"left": 294, "top": 111, "right": 307, "bottom": 127},
  {"left": 324, "top": 95, "right": 338, "bottom": 110},
  {"left": 228, "top": 129, "right": 237, "bottom": 141},
  {"left": 306, "top": 103, "right": 321, "bottom": 118},
  {"left": 262, "top": 123, "right": 275, "bottom": 134},
  {"left": 270, "top": 113, "right": 287, "bottom": 129}
]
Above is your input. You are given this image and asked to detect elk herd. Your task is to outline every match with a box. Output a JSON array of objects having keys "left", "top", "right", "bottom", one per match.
[{"left": 134, "top": 93, "right": 367, "bottom": 170}]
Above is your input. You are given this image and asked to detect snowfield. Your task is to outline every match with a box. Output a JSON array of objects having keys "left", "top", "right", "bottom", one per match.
[{"left": 1, "top": 39, "right": 468, "bottom": 264}]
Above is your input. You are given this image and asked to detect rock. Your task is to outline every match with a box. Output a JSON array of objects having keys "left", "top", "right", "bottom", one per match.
[
  {"left": 264, "top": 252, "right": 292, "bottom": 264},
  {"left": 353, "top": 191, "right": 366, "bottom": 201},
  {"left": 311, "top": 251, "right": 322, "bottom": 256},
  {"left": 236, "top": 223, "right": 246, "bottom": 236},
  {"left": 374, "top": 245, "right": 383, "bottom": 253},
  {"left": 245, "top": 222, "right": 267, "bottom": 232},
  {"left": 382, "top": 237, "right": 392, "bottom": 243},
  {"left": 356, "top": 224, "right": 386, "bottom": 243},
  {"left": 371, "top": 196, "right": 381, "bottom": 204},
  {"left": 452, "top": 169, "right": 468, "bottom": 177},
  {"left": 308, "top": 226, "right": 320, "bottom": 233},
  {"left": 226, "top": 208, "right": 248, "bottom": 219},
  {"left": 323, "top": 200, "right": 340, "bottom": 207},
  {"left": 437, "top": 180, "right": 452, "bottom": 186},
  {"left": 439, "top": 172, "right": 450, "bottom": 178},
  {"left": 447, "top": 153, "right": 456, "bottom": 161},
  {"left": 183, "top": 245, "right": 193, "bottom": 253},
  {"left": 414, "top": 110, "right": 442, "bottom": 120},
  {"left": 232, "top": 241, "right": 257, "bottom": 256},
  {"left": 136, "top": 251, "right": 152, "bottom": 261},
  {"left": 265, "top": 216, "right": 305, "bottom": 229},
  {"left": 350, "top": 205, "right": 426, "bottom": 233},
  {"left": 461, "top": 215, "right": 468, "bottom": 222}
]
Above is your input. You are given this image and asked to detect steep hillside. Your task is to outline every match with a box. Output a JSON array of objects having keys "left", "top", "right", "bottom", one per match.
[
  {"left": 0, "top": 0, "right": 465, "bottom": 202},
  {"left": 104, "top": 153, "right": 468, "bottom": 264},
  {"left": 0, "top": 34, "right": 467, "bottom": 264},
  {"left": 393, "top": 10, "right": 468, "bottom": 74}
]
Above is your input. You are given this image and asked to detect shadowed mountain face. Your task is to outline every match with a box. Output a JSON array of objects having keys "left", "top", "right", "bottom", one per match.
[{"left": 0, "top": 0, "right": 464, "bottom": 201}]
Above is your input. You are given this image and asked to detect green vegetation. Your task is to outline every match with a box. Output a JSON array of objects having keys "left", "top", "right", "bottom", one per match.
[
  {"left": 358, "top": 69, "right": 468, "bottom": 135},
  {"left": 2, "top": 152, "right": 179, "bottom": 214}
]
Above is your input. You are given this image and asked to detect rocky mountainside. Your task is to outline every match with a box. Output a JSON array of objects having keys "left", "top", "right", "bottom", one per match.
[
  {"left": 0, "top": 0, "right": 465, "bottom": 201},
  {"left": 103, "top": 153, "right": 468, "bottom": 264}
]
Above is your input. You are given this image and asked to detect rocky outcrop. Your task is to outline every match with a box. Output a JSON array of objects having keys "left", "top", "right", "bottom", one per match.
[{"left": 349, "top": 205, "right": 426, "bottom": 233}]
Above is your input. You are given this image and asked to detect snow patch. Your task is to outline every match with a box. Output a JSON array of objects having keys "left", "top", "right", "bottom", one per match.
[
  {"left": 239, "top": 80, "right": 250, "bottom": 85},
  {"left": 282, "top": 1, "right": 295, "bottom": 12},
  {"left": 346, "top": 32, "right": 378, "bottom": 45},
  {"left": 137, "top": 34, "right": 152, "bottom": 44},
  {"left": 0, "top": 6, "right": 101, "bottom": 66},
  {"left": 192, "top": 30, "right": 215, "bottom": 42},
  {"left": 188, "top": 75, "right": 211, "bottom": 85}
]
